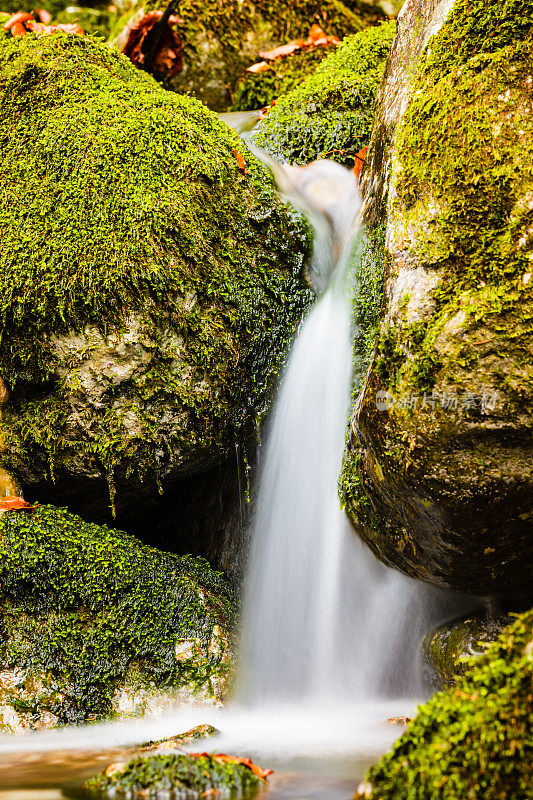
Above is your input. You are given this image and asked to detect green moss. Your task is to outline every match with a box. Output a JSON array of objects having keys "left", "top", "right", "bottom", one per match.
[
  {"left": 0, "top": 32, "right": 312, "bottom": 491},
  {"left": 360, "top": 609, "right": 533, "bottom": 799},
  {"left": 386, "top": 0, "right": 533, "bottom": 398},
  {"left": 229, "top": 46, "right": 333, "bottom": 112},
  {"left": 0, "top": 505, "right": 236, "bottom": 724},
  {"left": 251, "top": 21, "right": 395, "bottom": 165},
  {"left": 351, "top": 225, "right": 385, "bottom": 395},
  {"left": 86, "top": 753, "right": 262, "bottom": 797}
]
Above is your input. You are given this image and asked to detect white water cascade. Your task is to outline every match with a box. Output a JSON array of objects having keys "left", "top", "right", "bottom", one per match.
[{"left": 236, "top": 159, "right": 435, "bottom": 706}]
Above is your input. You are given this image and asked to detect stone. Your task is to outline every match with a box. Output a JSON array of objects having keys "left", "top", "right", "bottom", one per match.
[{"left": 340, "top": 0, "right": 533, "bottom": 594}]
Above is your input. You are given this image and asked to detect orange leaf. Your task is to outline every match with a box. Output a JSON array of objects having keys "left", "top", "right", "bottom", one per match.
[
  {"left": 26, "top": 20, "right": 54, "bottom": 33},
  {"left": 3, "top": 11, "right": 34, "bottom": 30},
  {"left": 353, "top": 146, "right": 368, "bottom": 181},
  {"left": 233, "top": 149, "right": 248, "bottom": 174},
  {"left": 259, "top": 41, "right": 301, "bottom": 60},
  {"left": 188, "top": 754, "right": 273, "bottom": 781},
  {"left": 35, "top": 8, "right": 52, "bottom": 23},
  {"left": 0, "top": 495, "right": 37, "bottom": 511},
  {"left": 246, "top": 61, "right": 271, "bottom": 74},
  {"left": 56, "top": 22, "right": 85, "bottom": 35},
  {"left": 11, "top": 21, "right": 27, "bottom": 36}
]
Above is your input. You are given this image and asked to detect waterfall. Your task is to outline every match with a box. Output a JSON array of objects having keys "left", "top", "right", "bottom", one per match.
[{"left": 236, "top": 159, "right": 434, "bottom": 705}]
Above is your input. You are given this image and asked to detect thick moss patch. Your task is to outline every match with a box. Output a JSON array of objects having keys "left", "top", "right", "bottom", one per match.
[
  {"left": 0, "top": 32, "right": 312, "bottom": 496},
  {"left": 86, "top": 753, "right": 262, "bottom": 798},
  {"left": 0, "top": 505, "right": 235, "bottom": 726},
  {"left": 358, "top": 609, "right": 533, "bottom": 800},
  {"left": 251, "top": 21, "right": 395, "bottom": 165}
]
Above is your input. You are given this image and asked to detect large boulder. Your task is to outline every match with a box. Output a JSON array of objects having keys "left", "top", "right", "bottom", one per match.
[
  {"left": 356, "top": 609, "right": 533, "bottom": 800},
  {"left": 340, "top": 0, "right": 533, "bottom": 594},
  {"left": 111, "top": 0, "right": 398, "bottom": 111},
  {"left": 0, "top": 32, "right": 312, "bottom": 516},
  {"left": 0, "top": 505, "right": 235, "bottom": 732}
]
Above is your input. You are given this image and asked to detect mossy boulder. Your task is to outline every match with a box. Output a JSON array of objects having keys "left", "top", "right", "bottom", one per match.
[
  {"left": 0, "top": 505, "right": 235, "bottom": 732},
  {"left": 251, "top": 21, "right": 396, "bottom": 166},
  {"left": 111, "top": 0, "right": 396, "bottom": 111},
  {"left": 340, "top": 0, "right": 533, "bottom": 594},
  {"left": 422, "top": 614, "right": 512, "bottom": 690},
  {"left": 356, "top": 609, "right": 533, "bottom": 800},
  {"left": 0, "top": 31, "right": 313, "bottom": 512},
  {"left": 86, "top": 753, "right": 264, "bottom": 798}
]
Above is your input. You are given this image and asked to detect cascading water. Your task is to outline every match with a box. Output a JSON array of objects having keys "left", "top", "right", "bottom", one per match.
[{"left": 236, "top": 157, "right": 440, "bottom": 705}]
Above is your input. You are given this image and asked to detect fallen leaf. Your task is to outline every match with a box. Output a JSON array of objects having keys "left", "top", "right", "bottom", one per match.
[
  {"left": 35, "top": 8, "right": 52, "bottom": 23},
  {"left": 10, "top": 21, "right": 27, "bottom": 36},
  {"left": 232, "top": 149, "right": 248, "bottom": 174},
  {"left": 105, "top": 761, "right": 127, "bottom": 778},
  {"left": 353, "top": 146, "right": 368, "bottom": 180},
  {"left": 189, "top": 753, "right": 273, "bottom": 781},
  {"left": 122, "top": 11, "right": 183, "bottom": 77},
  {"left": 246, "top": 60, "right": 271, "bottom": 74},
  {"left": 259, "top": 41, "right": 301, "bottom": 60},
  {"left": 56, "top": 22, "right": 85, "bottom": 35},
  {"left": 0, "top": 495, "right": 37, "bottom": 511},
  {"left": 3, "top": 11, "right": 34, "bottom": 30}
]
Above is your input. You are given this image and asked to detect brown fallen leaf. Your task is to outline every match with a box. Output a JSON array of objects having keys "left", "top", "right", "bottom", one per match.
[
  {"left": 35, "top": 8, "right": 52, "bottom": 23},
  {"left": 233, "top": 149, "right": 248, "bottom": 174},
  {"left": 122, "top": 11, "right": 183, "bottom": 77},
  {"left": 258, "top": 41, "right": 302, "bottom": 60},
  {"left": 386, "top": 715, "right": 411, "bottom": 725}
]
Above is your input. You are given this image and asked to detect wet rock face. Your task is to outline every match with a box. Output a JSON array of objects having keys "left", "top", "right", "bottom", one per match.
[
  {"left": 0, "top": 33, "right": 312, "bottom": 514},
  {"left": 422, "top": 614, "right": 512, "bottom": 690},
  {"left": 341, "top": 0, "right": 533, "bottom": 594},
  {"left": 0, "top": 506, "right": 235, "bottom": 733}
]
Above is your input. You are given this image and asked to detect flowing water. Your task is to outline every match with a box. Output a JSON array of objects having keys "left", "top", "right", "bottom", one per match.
[{"left": 0, "top": 136, "right": 474, "bottom": 797}]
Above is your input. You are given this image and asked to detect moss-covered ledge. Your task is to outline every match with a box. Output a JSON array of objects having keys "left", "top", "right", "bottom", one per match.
[{"left": 0, "top": 505, "right": 236, "bottom": 731}]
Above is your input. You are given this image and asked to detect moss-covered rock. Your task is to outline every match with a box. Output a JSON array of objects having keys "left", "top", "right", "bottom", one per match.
[
  {"left": 0, "top": 31, "right": 313, "bottom": 511},
  {"left": 251, "top": 21, "right": 396, "bottom": 165},
  {"left": 85, "top": 753, "right": 264, "bottom": 798},
  {"left": 356, "top": 609, "right": 533, "bottom": 800},
  {"left": 422, "top": 614, "right": 512, "bottom": 690},
  {"left": 111, "top": 0, "right": 396, "bottom": 111},
  {"left": 0, "top": 505, "right": 235, "bottom": 731},
  {"left": 341, "top": 0, "right": 533, "bottom": 594}
]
